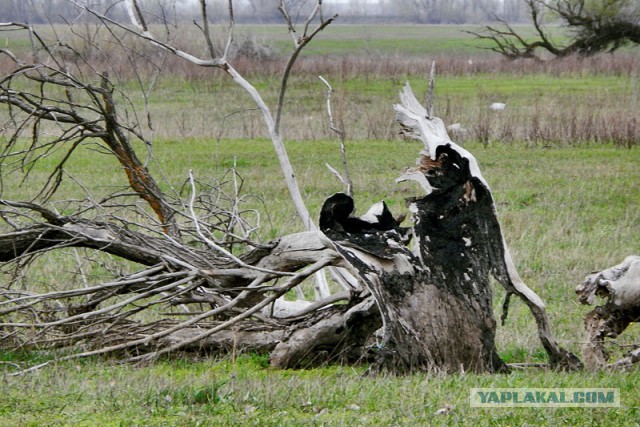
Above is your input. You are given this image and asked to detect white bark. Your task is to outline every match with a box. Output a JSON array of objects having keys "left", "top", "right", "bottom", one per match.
[
  {"left": 577, "top": 256, "right": 640, "bottom": 370},
  {"left": 577, "top": 256, "right": 640, "bottom": 308}
]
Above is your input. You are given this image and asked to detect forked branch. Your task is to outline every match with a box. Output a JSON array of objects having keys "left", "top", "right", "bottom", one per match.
[{"left": 0, "top": 35, "right": 179, "bottom": 237}]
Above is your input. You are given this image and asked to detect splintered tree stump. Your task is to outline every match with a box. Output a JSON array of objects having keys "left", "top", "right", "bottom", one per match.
[{"left": 312, "top": 83, "right": 580, "bottom": 374}]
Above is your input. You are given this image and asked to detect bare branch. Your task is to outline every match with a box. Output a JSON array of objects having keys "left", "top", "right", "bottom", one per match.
[
  {"left": 187, "top": 170, "right": 295, "bottom": 277},
  {"left": 425, "top": 61, "right": 435, "bottom": 119},
  {"left": 73, "top": 0, "right": 320, "bottom": 231},
  {"left": 223, "top": 0, "right": 235, "bottom": 60},
  {"left": 197, "top": 0, "right": 217, "bottom": 58},
  {"left": 130, "top": 254, "right": 335, "bottom": 363},
  {"left": 275, "top": 1, "right": 338, "bottom": 135},
  {"left": 319, "top": 75, "right": 352, "bottom": 196},
  {"left": 0, "top": 35, "right": 180, "bottom": 236},
  {"left": 468, "top": 0, "right": 640, "bottom": 60},
  {"left": 127, "top": 0, "right": 149, "bottom": 34}
]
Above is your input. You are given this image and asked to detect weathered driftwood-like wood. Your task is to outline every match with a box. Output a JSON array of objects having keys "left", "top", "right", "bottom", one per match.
[
  {"left": 270, "top": 297, "right": 381, "bottom": 368},
  {"left": 0, "top": 212, "right": 335, "bottom": 292},
  {"left": 0, "top": 214, "right": 344, "bottom": 361},
  {"left": 577, "top": 255, "right": 640, "bottom": 370}
]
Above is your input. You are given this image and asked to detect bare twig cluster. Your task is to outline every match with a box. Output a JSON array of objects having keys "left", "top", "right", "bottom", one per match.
[{"left": 0, "top": 1, "right": 361, "bottom": 373}]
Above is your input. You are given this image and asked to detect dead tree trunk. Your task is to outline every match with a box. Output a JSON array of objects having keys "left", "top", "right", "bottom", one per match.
[
  {"left": 318, "top": 176, "right": 505, "bottom": 373},
  {"left": 301, "top": 84, "right": 580, "bottom": 374}
]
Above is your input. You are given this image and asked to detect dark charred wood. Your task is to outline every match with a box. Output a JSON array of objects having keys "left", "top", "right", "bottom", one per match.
[
  {"left": 322, "top": 153, "right": 507, "bottom": 373},
  {"left": 320, "top": 192, "right": 402, "bottom": 236}
]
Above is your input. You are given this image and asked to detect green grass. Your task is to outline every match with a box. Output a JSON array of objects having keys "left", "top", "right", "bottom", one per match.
[
  {"left": 432, "top": 74, "right": 629, "bottom": 97},
  {"left": 295, "top": 24, "right": 490, "bottom": 55},
  {"left": 0, "top": 24, "right": 493, "bottom": 58},
  {"left": 134, "top": 74, "right": 636, "bottom": 151},
  {"left": 242, "top": 23, "right": 569, "bottom": 56},
  {"left": 2, "top": 354, "right": 640, "bottom": 426}
]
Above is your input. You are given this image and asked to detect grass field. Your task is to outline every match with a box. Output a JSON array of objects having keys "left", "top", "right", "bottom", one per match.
[
  {"left": 3, "top": 354, "right": 640, "bottom": 426},
  {"left": 2, "top": 139, "right": 639, "bottom": 425},
  {"left": 1, "top": 22, "right": 640, "bottom": 426}
]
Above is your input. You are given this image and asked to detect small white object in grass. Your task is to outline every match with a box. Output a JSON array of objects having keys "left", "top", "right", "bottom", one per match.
[
  {"left": 490, "top": 102, "right": 506, "bottom": 111},
  {"left": 434, "top": 404, "right": 455, "bottom": 415}
]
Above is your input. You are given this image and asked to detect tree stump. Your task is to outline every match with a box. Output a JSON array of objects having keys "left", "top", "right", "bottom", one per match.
[{"left": 314, "top": 83, "right": 580, "bottom": 373}]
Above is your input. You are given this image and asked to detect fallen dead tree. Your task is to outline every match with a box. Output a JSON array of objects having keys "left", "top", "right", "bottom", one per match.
[
  {"left": 0, "top": 73, "right": 580, "bottom": 374},
  {"left": 0, "top": 0, "right": 586, "bottom": 375}
]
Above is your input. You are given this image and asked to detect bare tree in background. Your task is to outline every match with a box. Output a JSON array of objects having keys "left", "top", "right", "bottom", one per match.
[
  {"left": 469, "top": 0, "right": 640, "bottom": 60},
  {"left": 0, "top": 0, "right": 583, "bottom": 374}
]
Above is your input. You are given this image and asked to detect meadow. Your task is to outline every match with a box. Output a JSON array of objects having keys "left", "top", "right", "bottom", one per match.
[{"left": 1, "top": 23, "right": 640, "bottom": 425}]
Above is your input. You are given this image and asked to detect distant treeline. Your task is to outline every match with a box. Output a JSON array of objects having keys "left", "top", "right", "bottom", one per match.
[{"left": 0, "top": 0, "right": 529, "bottom": 25}]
